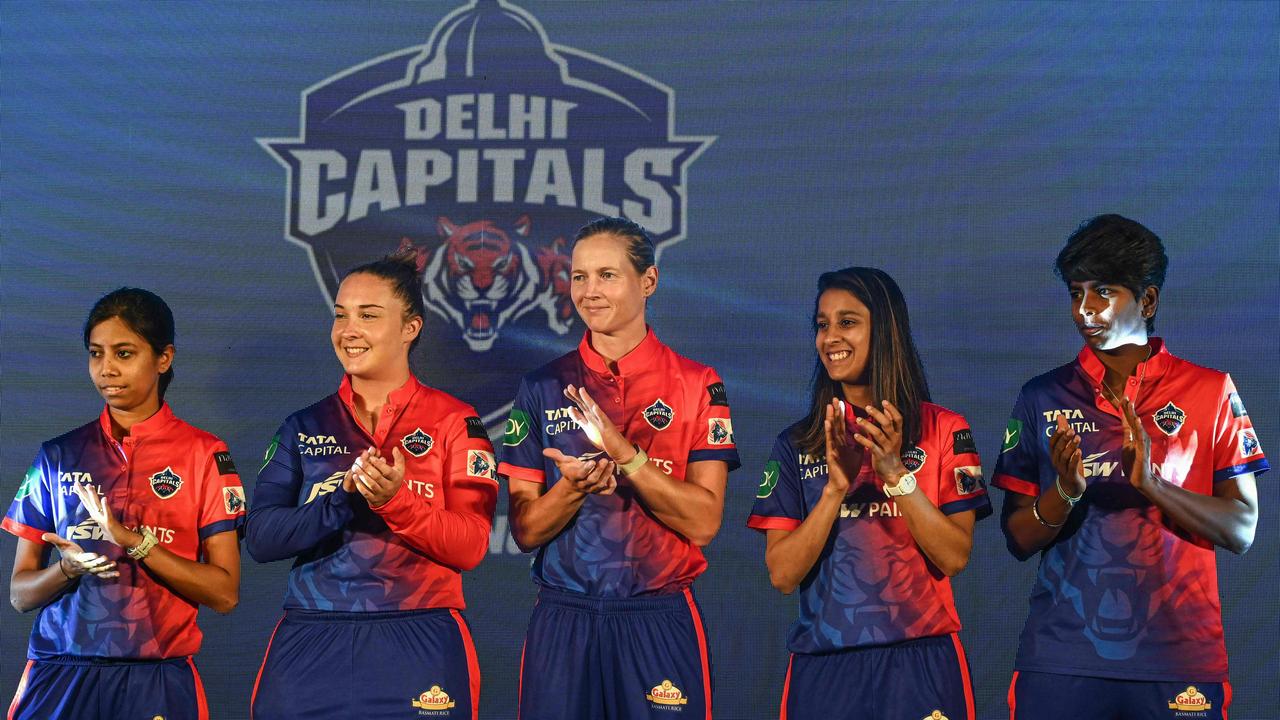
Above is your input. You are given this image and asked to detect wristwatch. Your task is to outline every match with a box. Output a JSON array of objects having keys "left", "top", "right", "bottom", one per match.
[
  {"left": 883, "top": 471, "right": 918, "bottom": 498},
  {"left": 618, "top": 445, "right": 649, "bottom": 476},
  {"left": 126, "top": 528, "right": 159, "bottom": 561}
]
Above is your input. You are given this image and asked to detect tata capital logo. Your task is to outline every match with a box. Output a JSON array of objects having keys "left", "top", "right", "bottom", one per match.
[{"left": 261, "top": 0, "right": 713, "bottom": 430}]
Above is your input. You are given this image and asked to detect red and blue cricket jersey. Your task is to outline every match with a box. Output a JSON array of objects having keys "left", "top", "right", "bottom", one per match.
[
  {"left": 747, "top": 403, "right": 991, "bottom": 654},
  {"left": 2, "top": 404, "right": 245, "bottom": 659},
  {"left": 993, "top": 340, "right": 1269, "bottom": 682},
  {"left": 497, "top": 328, "right": 740, "bottom": 598},
  {"left": 244, "top": 375, "right": 498, "bottom": 612}
]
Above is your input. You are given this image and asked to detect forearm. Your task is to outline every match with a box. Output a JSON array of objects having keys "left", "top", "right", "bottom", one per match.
[
  {"left": 765, "top": 489, "right": 842, "bottom": 594},
  {"left": 1002, "top": 490, "right": 1072, "bottom": 560},
  {"left": 244, "top": 489, "right": 353, "bottom": 562},
  {"left": 10, "top": 562, "right": 74, "bottom": 613},
  {"left": 373, "top": 487, "right": 493, "bottom": 570},
  {"left": 1142, "top": 478, "right": 1256, "bottom": 553},
  {"left": 895, "top": 493, "right": 972, "bottom": 576},
  {"left": 509, "top": 480, "right": 588, "bottom": 551},
  {"left": 136, "top": 544, "right": 239, "bottom": 613},
  {"left": 624, "top": 462, "right": 722, "bottom": 546}
]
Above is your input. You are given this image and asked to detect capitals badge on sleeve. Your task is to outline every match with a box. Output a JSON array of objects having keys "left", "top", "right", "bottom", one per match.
[
  {"left": 223, "top": 486, "right": 246, "bottom": 515},
  {"left": 1238, "top": 428, "right": 1261, "bottom": 458},
  {"left": 707, "top": 418, "right": 733, "bottom": 445}
]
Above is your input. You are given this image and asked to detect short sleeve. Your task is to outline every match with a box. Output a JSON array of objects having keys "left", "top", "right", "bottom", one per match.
[
  {"left": 1211, "top": 375, "right": 1269, "bottom": 483},
  {"left": 686, "top": 370, "right": 741, "bottom": 471},
  {"left": 497, "top": 379, "right": 547, "bottom": 483},
  {"left": 992, "top": 391, "right": 1042, "bottom": 496},
  {"left": 197, "top": 441, "right": 246, "bottom": 541},
  {"left": 2, "top": 448, "right": 56, "bottom": 544},
  {"left": 444, "top": 410, "right": 500, "bottom": 489},
  {"left": 934, "top": 415, "right": 992, "bottom": 519},
  {"left": 746, "top": 433, "right": 804, "bottom": 532}
]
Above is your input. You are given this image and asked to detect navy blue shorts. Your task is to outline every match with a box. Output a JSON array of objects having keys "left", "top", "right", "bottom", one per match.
[
  {"left": 1009, "top": 670, "right": 1231, "bottom": 720},
  {"left": 781, "top": 633, "right": 976, "bottom": 720},
  {"left": 518, "top": 587, "right": 713, "bottom": 720},
  {"left": 7, "top": 655, "right": 208, "bottom": 720},
  {"left": 250, "top": 608, "right": 480, "bottom": 720}
]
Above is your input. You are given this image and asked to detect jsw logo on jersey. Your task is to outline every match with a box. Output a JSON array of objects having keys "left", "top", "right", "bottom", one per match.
[
  {"left": 67, "top": 519, "right": 175, "bottom": 544},
  {"left": 1081, "top": 451, "right": 1119, "bottom": 478},
  {"left": 304, "top": 472, "right": 346, "bottom": 504},
  {"left": 261, "top": 0, "right": 712, "bottom": 433}
]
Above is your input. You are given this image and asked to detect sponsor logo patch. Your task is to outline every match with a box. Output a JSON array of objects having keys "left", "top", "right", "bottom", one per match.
[
  {"left": 901, "top": 447, "right": 927, "bottom": 472},
  {"left": 304, "top": 472, "right": 346, "bottom": 504},
  {"left": 411, "top": 685, "right": 456, "bottom": 711},
  {"left": 1228, "top": 392, "right": 1247, "bottom": 418},
  {"left": 504, "top": 408, "right": 533, "bottom": 447},
  {"left": 1002, "top": 419, "right": 1022, "bottom": 453},
  {"left": 15, "top": 466, "right": 40, "bottom": 501},
  {"left": 757, "top": 460, "right": 780, "bottom": 499},
  {"left": 468, "top": 450, "right": 496, "bottom": 480},
  {"left": 921, "top": 711, "right": 950, "bottom": 720},
  {"left": 1167, "top": 685, "right": 1211, "bottom": 712},
  {"left": 646, "top": 679, "right": 688, "bottom": 706},
  {"left": 149, "top": 467, "right": 183, "bottom": 499},
  {"left": 260, "top": 435, "right": 280, "bottom": 472},
  {"left": 402, "top": 428, "right": 435, "bottom": 457},
  {"left": 643, "top": 398, "right": 675, "bottom": 431},
  {"left": 465, "top": 415, "right": 488, "bottom": 439},
  {"left": 954, "top": 466, "right": 984, "bottom": 495},
  {"left": 1238, "top": 428, "right": 1261, "bottom": 458},
  {"left": 214, "top": 451, "right": 237, "bottom": 476},
  {"left": 707, "top": 418, "right": 733, "bottom": 446},
  {"left": 952, "top": 428, "right": 977, "bottom": 456},
  {"left": 223, "top": 486, "right": 246, "bottom": 515},
  {"left": 1152, "top": 401, "right": 1187, "bottom": 436},
  {"left": 706, "top": 382, "right": 728, "bottom": 407}
]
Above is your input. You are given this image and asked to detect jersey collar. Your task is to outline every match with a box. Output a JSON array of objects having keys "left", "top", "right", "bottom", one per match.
[
  {"left": 337, "top": 374, "right": 423, "bottom": 418},
  {"left": 97, "top": 402, "right": 178, "bottom": 442},
  {"left": 1076, "top": 337, "right": 1172, "bottom": 385},
  {"left": 578, "top": 326, "right": 663, "bottom": 377}
]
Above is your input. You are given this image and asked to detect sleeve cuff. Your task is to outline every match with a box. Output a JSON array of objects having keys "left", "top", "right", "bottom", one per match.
[
  {"left": 939, "top": 495, "right": 993, "bottom": 521},
  {"left": 688, "top": 449, "right": 741, "bottom": 471},
  {"left": 1213, "top": 457, "right": 1269, "bottom": 483},
  {"left": 992, "top": 473, "right": 1039, "bottom": 496},
  {"left": 498, "top": 462, "right": 546, "bottom": 484},
  {"left": 2, "top": 517, "right": 49, "bottom": 544},
  {"left": 746, "top": 514, "right": 801, "bottom": 532},
  {"left": 198, "top": 518, "right": 240, "bottom": 541}
]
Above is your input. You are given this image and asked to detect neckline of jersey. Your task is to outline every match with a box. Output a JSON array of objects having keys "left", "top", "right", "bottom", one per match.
[
  {"left": 97, "top": 402, "right": 179, "bottom": 443},
  {"left": 577, "top": 326, "right": 663, "bottom": 377},
  {"left": 1076, "top": 337, "right": 1172, "bottom": 387}
]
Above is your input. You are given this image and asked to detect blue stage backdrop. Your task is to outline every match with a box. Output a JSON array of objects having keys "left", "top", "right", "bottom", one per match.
[{"left": 2, "top": 2, "right": 1276, "bottom": 718}]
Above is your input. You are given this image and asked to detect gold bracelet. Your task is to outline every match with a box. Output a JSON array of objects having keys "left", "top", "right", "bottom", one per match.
[{"left": 126, "top": 528, "right": 159, "bottom": 561}]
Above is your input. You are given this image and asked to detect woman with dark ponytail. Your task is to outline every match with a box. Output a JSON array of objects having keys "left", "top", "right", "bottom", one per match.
[
  {"left": 5, "top": 287, "right": 245, "bottom": 720},
  {"left": 747, "top": 267, "right": 989, "bottom": 720},
  {"left": 246, "top": 251, "right": 497, "bottom": 720}
]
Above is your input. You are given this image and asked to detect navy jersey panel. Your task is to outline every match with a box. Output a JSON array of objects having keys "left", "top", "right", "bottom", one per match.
[
  {"left": 747, "top": 403, "right": 991, "bottom": 653},
  {"left": 498, "top": 329, "right": 740, "bottom": 598},
  {"left": 782, "top": 634, "right": 975, "bottom": 720},
  {"left": 1010, "top": 671, "right": 1230, "bottom": 720},
  {"left": 251, "top": 609, "right": 479, "bottom": 720},
  {"left": 9, "top": 656, "right": 208, "bottom": 720},
  {"left": 992, "top": 341, "right": 1269, "bottom": 681},
  {"left": 519, "top": 588, "right": 711, "bottom": 720}
]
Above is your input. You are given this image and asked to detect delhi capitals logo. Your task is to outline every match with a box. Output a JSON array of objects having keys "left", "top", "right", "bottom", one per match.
[
  {"left": 149, "top": 467, "right": 183, "bottom": 499},
  {"left": 402, "top": 428, "right": 434, "bottom": 457},
  {"left": 1152, "top": 401, "right": 1186, "bottom": 436},
  {"left": 901, "top": 446, "right": 927, "bottom": 472},
  {"left": 643, "top": 398, "right": 674, "bottom": 431},
  {"left": 260, "top": 0, "right": 713, "bottom": 431}
]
